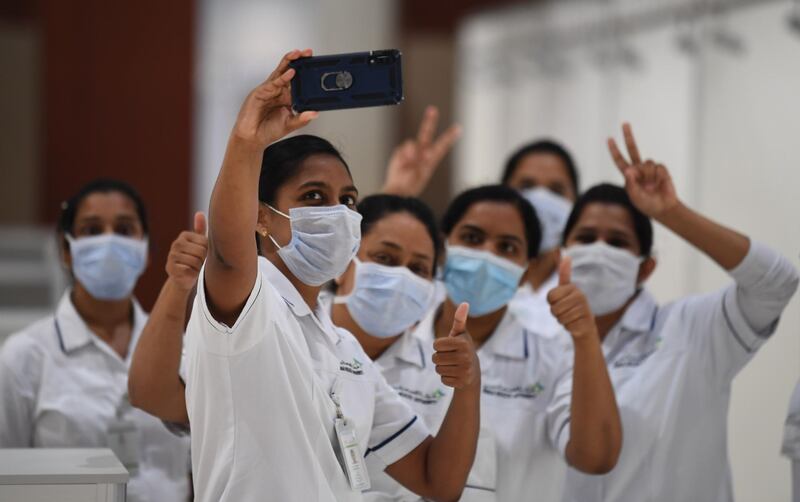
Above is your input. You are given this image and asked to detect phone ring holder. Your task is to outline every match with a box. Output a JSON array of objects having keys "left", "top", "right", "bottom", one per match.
[{"left": 321, "top": 71, "right": 353, "bottom": 91}]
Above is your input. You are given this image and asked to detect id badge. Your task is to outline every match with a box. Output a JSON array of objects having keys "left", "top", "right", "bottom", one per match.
[
  {"left": 107, "top": 417, "right": 141, "bottom": 475},
  {"left": 334, "top": 417, "right": 370, "bottom": 491}
]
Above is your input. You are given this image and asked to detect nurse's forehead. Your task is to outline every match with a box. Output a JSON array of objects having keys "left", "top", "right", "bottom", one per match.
[
  {"left": 288, "top": 154, "right": 356, "bottom": 191},
  {"left": 455, "top": 201, "right": 526, "bottom": 236},
  {"left": 573, "top": 202, "right": 636, "bottom": 234},
  {"left": 74, "top": 192, "right": 139, "bottom": 219},
  {"left": 365, "top": 213, "right": 434, "bottom": 258}
]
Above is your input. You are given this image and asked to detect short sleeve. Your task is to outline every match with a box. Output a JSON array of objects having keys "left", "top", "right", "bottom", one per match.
[
  {"left": 674, "top": 286, "right": 773, "bottom": 386},
  {"left": 364, "top": 367, "right": 430, "bottom": 471},
  {"left": 782, "top": 380, "right": 800, "bottom": 460},
  {"left": 674, "top": 241, "right": 799, "bottom": 385},
  {"left": 192, "top": 265, "right": 280, "bottom": 356}
]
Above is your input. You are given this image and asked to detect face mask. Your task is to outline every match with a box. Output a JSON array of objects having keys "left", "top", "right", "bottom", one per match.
[
  {"left": 66, "top": 234, "right": 148, "bottom": 300},
  {"left": 334, "top": 259, "right": 435, "bottom": 338},
  {"left": 267, "top": 204, "right": 362, "bottom": 286},
  {"left": 443, "top": 245, "right": 526, "bottom": 317},
  {"left": 564, "top": 241, "right": 644, "bottom": 315},
  {"left": 521, "top": 187, "right": 572, "bottom": 253}
]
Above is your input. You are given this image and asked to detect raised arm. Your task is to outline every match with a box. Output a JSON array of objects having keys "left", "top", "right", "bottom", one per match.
[
  {"left": 548, "top": 257, "right": 622, "bottom": 473},
  {"left": 206, "top": 50, "right": 317, "bottom": 326},
  {"left": 609, "top": 123, "right": 798, "bottom": 330},
  {"left": 128, "top": 212, "right": 207, "bottom": 423},
  {"left": 381, "top": 105, "right": 461, "bottom": 197},
  {"left": 385, "top": 303, "right": 480, "bottom": 502}
]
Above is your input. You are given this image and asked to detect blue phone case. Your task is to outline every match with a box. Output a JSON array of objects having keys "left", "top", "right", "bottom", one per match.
[{"left": 289, "top": 50, "right": 403, "bottom": 112}]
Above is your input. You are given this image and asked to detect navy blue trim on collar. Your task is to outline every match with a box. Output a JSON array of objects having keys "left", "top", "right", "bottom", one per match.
[
  {"left": 416, "top": 339, "right": 426, "bottom": 369},
  {"left": 650, "top": 306, "right": 659, "bottom": 331},
  {"left": 465, "top": 484, "right": 496, "bottom": 493},
  {"left": 523, "top": 330, "right": 530, "bottom": 359},
  {"left": 54, "top": 319, "right": 68, "bottom": 354},
  {"left": 364, "top": 416, "right": 418, "bottom": 458}
]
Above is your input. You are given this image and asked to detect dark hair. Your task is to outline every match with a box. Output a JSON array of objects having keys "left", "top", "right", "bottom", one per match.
[
  {"left": 562, "top": 183, "right": 653, "bottom": 256},
  {"left": 258, "top": 134, "right": 350, "bottom": 205},
  {"left": 441, "top": 184, "right": 541, "bottom": 259},
  {"left": 357, "top": 194, "right": 443, "bottom": 275},
  {"left": 501, "top": 139, "right": 580, "bottom": 196},
  {"left": 58, "top": 178, "right": 149, "bottom": 239}
]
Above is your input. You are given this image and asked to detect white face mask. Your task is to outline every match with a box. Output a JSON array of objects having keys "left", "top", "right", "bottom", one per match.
[
  {"left": 334, "top": 258, "right": 435, "bottom": 338},
  {"left": 521, "top": 187, "right": 572, "bottom": 253},
  {"left": 564, "top": 241, "right": 644, "bottom": 315},
  {"left": 267, "top": 204, "right": 362, "bottom": 286}
]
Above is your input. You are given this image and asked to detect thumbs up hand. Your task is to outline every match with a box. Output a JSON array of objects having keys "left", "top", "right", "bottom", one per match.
[
  {"left": 166, "top": 212, "right": 209, "bottom": 292},
  {"left": 546, "top": 256, "right": 597, "bottom": 340},
  {"left": 432, "top": 303, "right": 481, "bottom": 390}
]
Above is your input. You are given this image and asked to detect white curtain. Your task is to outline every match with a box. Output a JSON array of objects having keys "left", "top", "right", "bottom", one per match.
[{"left": 455, "top": 1, "right": 800, "bottom": 500}]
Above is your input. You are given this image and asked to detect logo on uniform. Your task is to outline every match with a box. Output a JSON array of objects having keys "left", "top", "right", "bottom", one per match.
[
  {"left": 482, "top": 382, "right": 545, "bottom": 399},
  {"left": 394, "top": 386, "right": 448, "bottom": 405},
  {"left": 339, "top": 358, "right": 364, "bottom": 375}
]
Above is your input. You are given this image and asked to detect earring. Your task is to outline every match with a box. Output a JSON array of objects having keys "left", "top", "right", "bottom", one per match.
[{"left": 259, "top": 229, "right": 268, "bottom": 237}]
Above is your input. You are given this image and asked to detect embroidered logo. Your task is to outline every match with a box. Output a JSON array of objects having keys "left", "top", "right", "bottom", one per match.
[
  {"left": 394, "top": 386, "right": 447, "bottom": 405},
  {"left": 482, "top": 382, "right": 545, "bottom": 400},
  {"left": 339, "top": 358, "right": 364, "bottom": 375}
]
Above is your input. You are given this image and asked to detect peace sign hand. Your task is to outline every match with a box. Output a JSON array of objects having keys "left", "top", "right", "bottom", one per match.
[
  {"left": 381, "top": 106, "right": 462, "bottom": 197},
  {"left": 231, "top": 49, "right": 319, "bottom": 150},
  {"left": 607, "top": 123, "right": 680, "bottom": 219}
]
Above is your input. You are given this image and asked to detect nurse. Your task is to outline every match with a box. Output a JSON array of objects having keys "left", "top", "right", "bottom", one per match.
[
  {"left": 410, "top": 184, "right": 622, "bottom": 501},
  {"left": 559, "top": 123, "right": 799, "bottom": 501},
  {"left": 0, "top": 179, "right": 191, "bottom": 502},
  {"left": 185, "top": 50, "right": 480, "bottom": 502},
  {"left": 502, "top": 140, "right": 581, "bottom": 337}
]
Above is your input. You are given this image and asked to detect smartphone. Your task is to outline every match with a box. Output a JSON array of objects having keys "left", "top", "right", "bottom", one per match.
[{"left": 289, "top": 50, "right": 403, "bottom": 112}]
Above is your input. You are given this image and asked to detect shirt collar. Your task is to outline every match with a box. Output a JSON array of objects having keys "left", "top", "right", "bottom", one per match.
[
  {"left": 258, "top": 256, "right": 341, "bottom": 345},
  {"left": 480, "top": 309, "right": 530, "bottom": 361},
  {"left": 603, "top": 289, "right": 659, "bottom": 349},
  {"left": 378, "top": 330, "right": 428, "bottom": 370},
  {"left": 54, "top": 289, "right": 147, "bottom": 362}
]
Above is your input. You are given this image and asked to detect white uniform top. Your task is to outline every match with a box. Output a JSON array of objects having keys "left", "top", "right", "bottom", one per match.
[
  {"left": 184, "top": 257, "right": 430, "bottom": 502},
  {"left": 562, "top": 240, "right": 799, "bottom": 502},
  {"left": 783, "top": 379, "right": 800, "bottom": 502},
  {"left": 365, "top": 295, "right": 574, "bottom": 502},
  {"left": 0, "top": 291, "right": 191, "bottom": 502},
  {"left": 509, "top": 272, "right": 563, "bottom": 339}
]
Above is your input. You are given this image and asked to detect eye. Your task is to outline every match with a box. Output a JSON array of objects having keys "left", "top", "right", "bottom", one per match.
[
  {"left": 114, "top": 223, "right": 136, "bottom": 236},
  {"left": 77, "top": 223, "right": 103, "bottom": 237},
  {"left": 459, "top": 230, "right": 482, "bottom": 246},
  {"left": 497, "top": 240, "right": 519, "bottom": 257},
  {"left": 549, "top": 183, "right": 566, "bottom": 196},
  {"left": 607, "top": 237, "right": 631, "bottom": 249},
  {"left": 370, "top": 252, "right": 397, "bottom": 267},
  {"left": 518, "top": 180, "right": 537, "bottom": 190},
  {"left": 574, "top": 232, "right": 596, "bottom": 244},
  {"left": 302, "top": 191, "right": 324, "bottom": 204},
  {"left": 409, "top": 263, "right": 432, "bottom": 279},
  {"left": 340, "top": 194, "right": 357, "bottom": 208}
]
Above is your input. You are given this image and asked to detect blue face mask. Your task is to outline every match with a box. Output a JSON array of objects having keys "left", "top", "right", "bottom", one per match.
[
  {"left": 334, "top": 258, "right": 435, "bottom": 338},
  {"left": 443, "top": 245, "right": 526, "bottom": 316},
  {"left": 66, "top": 234, "right": 148, "bottom": 300},
  {"left": 267, "top": 204, "right": 362, "bottom": 286}
]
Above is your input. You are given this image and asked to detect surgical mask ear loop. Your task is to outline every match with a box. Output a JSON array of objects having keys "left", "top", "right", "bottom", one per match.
[{"left": 264, "top": 204, "right": 290, "bottom": 250}]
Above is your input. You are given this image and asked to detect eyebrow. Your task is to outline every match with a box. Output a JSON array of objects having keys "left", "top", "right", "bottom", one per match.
[
  {"left": 379, "top": 240, "right": 403, "bottom": 251},
  {"left": 297, "top": 181, "right": 329, "bottom": 190},
  {"left": 498, "top": 234, "right": 524, "bottom": 245},
  {"left": 76, "top": 214, "right": 137, "bottom": 223},
  {"left": 460, "top": 224, "right": 486, "bottom": 235},
  {"left": 412, "top": 251, "right": 433, "bottom": 261}
]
